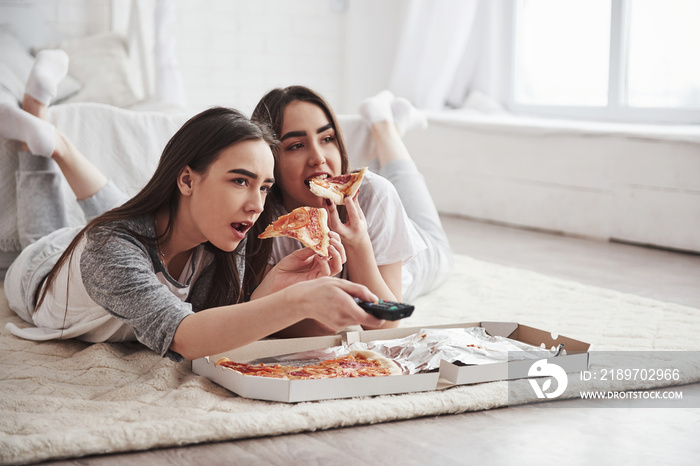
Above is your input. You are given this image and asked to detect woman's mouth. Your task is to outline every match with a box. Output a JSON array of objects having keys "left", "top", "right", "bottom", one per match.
[
  {"left": 304, "top": 173, "right": 329, "bottom": 187},
  {"left": 231, "top": 222, "right": 252, "bottom": 239}
]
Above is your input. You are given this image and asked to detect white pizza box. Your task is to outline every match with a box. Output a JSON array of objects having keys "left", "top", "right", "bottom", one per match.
[
  {"left": 192, "top": 330, "right": 439, "bottom": 403},
  {"left": 435, "top": 321, "right": 591, "bottom": 385},
  {"left": 191, "top": 321, "right": 590, "bottom": 403}
]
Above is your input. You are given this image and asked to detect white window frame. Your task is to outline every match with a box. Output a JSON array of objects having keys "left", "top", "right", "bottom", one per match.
[{"left": 503, "top": 0, "right": 700, "bottom": 125}]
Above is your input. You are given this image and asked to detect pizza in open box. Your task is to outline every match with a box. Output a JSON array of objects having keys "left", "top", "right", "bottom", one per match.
[{"left": 215, "top": 350, "right": 402, "bottom": 379}]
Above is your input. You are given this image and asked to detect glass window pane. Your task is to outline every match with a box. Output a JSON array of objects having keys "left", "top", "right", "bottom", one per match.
[
  {"left": 627, "top": 0, "right": 700, "bottom": 108},
  {"left": 513, "top": 0, "right": 611, "bottom": 106}
]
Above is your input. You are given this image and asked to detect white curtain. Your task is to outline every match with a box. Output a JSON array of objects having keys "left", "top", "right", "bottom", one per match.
[
  {"left": 153, "top": 0, "right": 187, "bottom": 107},
  {"left": 112, "top": 0, "right": 187, "bottom": 107},
  {"left": 388, "top": 0, "right": 485, "bottom": 111}
]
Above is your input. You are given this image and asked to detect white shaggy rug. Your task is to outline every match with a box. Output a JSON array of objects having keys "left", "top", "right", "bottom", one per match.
[{"left": 1, "top": 254, "right": 700, "bottom": 465}]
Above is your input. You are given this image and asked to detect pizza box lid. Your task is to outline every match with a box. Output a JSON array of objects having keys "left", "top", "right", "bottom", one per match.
[{"left": 191, "top": 321, "right": 590, "bottom": 402}]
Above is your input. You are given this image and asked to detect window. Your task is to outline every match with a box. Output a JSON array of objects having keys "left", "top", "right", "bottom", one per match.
[{"left": 506, "top": 0, "right": 700, "bottom": 124}]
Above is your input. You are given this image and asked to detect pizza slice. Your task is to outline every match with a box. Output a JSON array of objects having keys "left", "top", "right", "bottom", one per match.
[
  {"left": 258, "top": 206, "right": 331, "bottom": 257},
  {"left": 343, "top": 350, "right": 403, "bottom": 376},
  {"left": 309, "top": 167, "right": 368, "bottom": 205}
]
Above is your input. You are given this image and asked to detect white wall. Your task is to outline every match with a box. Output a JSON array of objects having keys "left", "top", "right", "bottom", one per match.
[
  {"left": 172, "top": 0, "right": 348, "bottom": 115},
  {"left": 342, "top": 0, "right": 405, "bottom": 111},
  {"left": 0, "top": 0, "right": 111, "bottom": 47},
  {"left": 170, "top": 0, "right": 407, "bottom": 114},
  {"left": 405, "top": 115, "right": 700, "bottom": 253}
]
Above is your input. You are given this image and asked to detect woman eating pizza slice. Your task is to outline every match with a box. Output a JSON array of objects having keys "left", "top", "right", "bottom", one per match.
[{"left": 252, "top": 86, "right": 454, "bottom": 335}]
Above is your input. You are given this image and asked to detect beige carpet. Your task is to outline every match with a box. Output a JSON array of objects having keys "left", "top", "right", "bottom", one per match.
[{"left": 2, "top": 254, "right": 700, "bottom": 465}]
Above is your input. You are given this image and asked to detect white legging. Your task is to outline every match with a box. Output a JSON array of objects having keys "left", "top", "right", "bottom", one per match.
[{"left": 378, "top": 159, "right": 453, "bottom": 301}]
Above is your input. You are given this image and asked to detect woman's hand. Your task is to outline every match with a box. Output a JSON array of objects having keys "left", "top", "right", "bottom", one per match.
[
  {"left": 325, "top": 192, "right": 401, "bottom": 320},
  {"left": 325, "top": 193, "right": 371, "bottom": 250},
  {"left": 285, "top": 277, "right": 384, "bottom": 333},
  {"left": 251, "top": 232, "right": 345, "bottom": 300},
  {"left": 172, "top": 275, "right": 382, "bottom": 359}
]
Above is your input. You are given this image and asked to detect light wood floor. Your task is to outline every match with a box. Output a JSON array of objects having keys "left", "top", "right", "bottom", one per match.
[{"left": 39, "top": 215, "right": 700, "bottom": 465}]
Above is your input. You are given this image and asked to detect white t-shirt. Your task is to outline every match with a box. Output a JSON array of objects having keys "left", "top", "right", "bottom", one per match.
[{"left": 269, "top": 171, "right": 426, "bottom": 278}]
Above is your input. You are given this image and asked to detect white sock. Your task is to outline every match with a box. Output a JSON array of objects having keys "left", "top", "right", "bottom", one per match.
[
  {"left": 24, "top": 49, "right": 69, "bottom": 106},
  {"left": 358, "top": 90, "right": 395, "bottom": 125},
  {"left": 392, "top": 97, "right": 428, "bottom": 136},
  {"left": 0, "top": 104, "right": 56, "bottom": 156}
]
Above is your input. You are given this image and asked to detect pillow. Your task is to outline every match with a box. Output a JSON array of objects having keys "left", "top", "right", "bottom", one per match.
[
  {"left": 57, "top": 32, "right": 142, "bottom": 108},
  {"left": 0, "top": 25, "right": 82, "bottom": 104}
]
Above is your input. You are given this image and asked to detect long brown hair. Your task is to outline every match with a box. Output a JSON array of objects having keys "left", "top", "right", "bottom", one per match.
[
  {"left": 250, "top": 85, "right": 350, "bottom": 217},
  {"left": 38, "top": 107, "right": 277, "bottom": 311}
]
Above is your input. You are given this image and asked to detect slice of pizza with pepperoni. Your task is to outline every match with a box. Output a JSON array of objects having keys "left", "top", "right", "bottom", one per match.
[
  {"left": 309, "top": 167, "right": 367, "bottom": 205},
  {"left": 258, "top": 206, "right": 331, "bottom": 257}
]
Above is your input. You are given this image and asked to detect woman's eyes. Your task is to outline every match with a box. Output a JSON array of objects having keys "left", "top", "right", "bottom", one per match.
[
  {"left": 284, "top": 135, "right": 335, "bottom": 152},
  {"left": 232, "top": 178, "right": 273, "bottom": 194}
]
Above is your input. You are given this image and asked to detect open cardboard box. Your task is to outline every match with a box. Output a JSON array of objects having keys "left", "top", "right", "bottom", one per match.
[
  {"left": 436, "top": 321, "right": 591, "bottom": 385},
  {"left": 192, "top": 321, "right": 590, "bottom": 403}
]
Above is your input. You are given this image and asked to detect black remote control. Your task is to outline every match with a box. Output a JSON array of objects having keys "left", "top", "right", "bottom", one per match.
[{"left": 354, "top": 298, "right": 414, "bottom": 321}]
